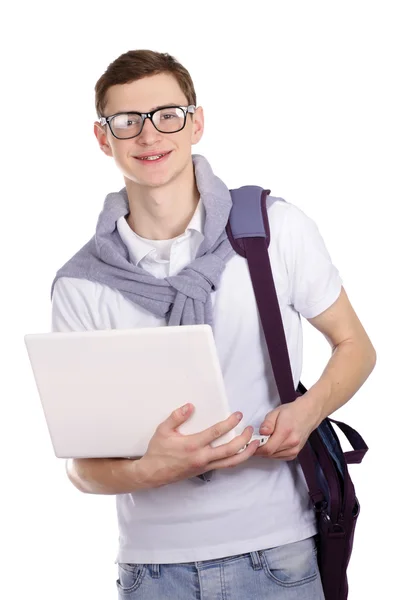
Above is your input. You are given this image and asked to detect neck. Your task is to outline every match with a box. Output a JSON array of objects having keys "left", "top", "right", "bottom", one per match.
[{"left": 125, "top": 159, "right": 200, "bottom": 240}]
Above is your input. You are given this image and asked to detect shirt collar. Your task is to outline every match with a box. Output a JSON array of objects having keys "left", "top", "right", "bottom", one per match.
[{"left": 117, "top": 199, "right": 205, "bottom": 266}]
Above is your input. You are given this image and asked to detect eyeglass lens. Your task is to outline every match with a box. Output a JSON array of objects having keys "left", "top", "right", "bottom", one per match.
[{"left": 110, "top": 107, "right": 186, "bottom": 139}]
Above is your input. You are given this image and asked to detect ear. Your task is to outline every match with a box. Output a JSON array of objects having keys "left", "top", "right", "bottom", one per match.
[
  {"left": 191, "top": 106, "right": 204, "bottom": 146},
  {"left": 94, "top": 121, "right": 113, "bottom": 157}
]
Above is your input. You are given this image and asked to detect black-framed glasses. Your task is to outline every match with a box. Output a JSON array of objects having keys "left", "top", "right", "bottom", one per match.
[{"left": 99, "top": 105, "right": 196, "bottom": 140}]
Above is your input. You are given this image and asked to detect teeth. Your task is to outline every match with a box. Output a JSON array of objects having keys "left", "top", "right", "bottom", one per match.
[{"left": 139, "top": 154, "right": 165, "bottom": 161}]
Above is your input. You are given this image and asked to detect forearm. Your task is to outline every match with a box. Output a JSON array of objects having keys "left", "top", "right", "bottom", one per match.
[
  {"left": 299, "top": 336, "right": 376, "bottom": 429},
  {"left": 66, "top": 457, "right": 155, "bottom": 495}
]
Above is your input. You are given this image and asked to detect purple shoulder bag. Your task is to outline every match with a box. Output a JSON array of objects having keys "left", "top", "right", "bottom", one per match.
[{"left": 226, "top": 186, "right": 368, "bottom": 600}]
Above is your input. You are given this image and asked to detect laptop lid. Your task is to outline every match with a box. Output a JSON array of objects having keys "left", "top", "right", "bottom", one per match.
[{"left": 24, "top": 325, "right": 239, "bottom": 458}]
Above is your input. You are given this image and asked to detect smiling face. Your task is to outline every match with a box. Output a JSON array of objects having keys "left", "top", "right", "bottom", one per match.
[{"left": 94, "top": 73, "right": 204, "bottom": 190}]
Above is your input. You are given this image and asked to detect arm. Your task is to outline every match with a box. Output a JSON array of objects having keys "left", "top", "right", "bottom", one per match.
[
  {"left": 66, "top": 408, "right": 258, "bottom": 495},
  {"left": 53, "top": 279, "right": 259, "bottom": 494},
  {"left": 258, "top": 287, "right": 376, "bottom": 458},
  {"left": 66, "top": 457, "right": 149, "bottom": 495},
  {"left": 256, "top": 202, "right": 375, "bottom": 458},
  {"left": 297, "top": 286, "right": 376, "bottom": 427}
]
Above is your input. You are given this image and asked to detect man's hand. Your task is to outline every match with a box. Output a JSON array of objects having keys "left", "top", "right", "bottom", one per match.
[
  {"left": 137, "top": 403, "right": 260, "bottom": 487},
  {"left": 255, "top": 395, "right": 320, "bottom": 460}
]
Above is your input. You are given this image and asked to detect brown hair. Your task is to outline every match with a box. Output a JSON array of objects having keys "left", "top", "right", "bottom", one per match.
[{"left": 95, "top": 49, "right": 197, "bottom": 117}]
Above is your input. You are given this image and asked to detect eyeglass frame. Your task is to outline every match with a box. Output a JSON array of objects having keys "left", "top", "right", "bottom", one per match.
[{"left": 99, "top": 105, "right": 196, "bottom": 140}]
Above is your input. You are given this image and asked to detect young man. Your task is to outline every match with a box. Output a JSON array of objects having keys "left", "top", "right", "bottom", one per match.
[{"left": 52, "top": 50, "right": 376, "bottom": 599}]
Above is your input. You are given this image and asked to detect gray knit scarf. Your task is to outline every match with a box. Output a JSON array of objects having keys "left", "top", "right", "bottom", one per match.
[{"left": 52, "top": 154, "right": 235, "bottom": 326}]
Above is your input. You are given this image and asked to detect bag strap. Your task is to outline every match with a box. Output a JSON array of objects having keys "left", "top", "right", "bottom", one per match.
[
  {"left": 228, "top": 187, "right": 297, "bottom": 405},
  {"left": 298, "top": 376, "right": 368, "bottom": 464},
  {"left": 227, "top": 186, "right": 325, "bottom": 505},
  {"left": 227, "top": 186, "right": 367, "bottom": 505},
  {"left": 329, "top": 419, "right": 368, "bottom": 464}
]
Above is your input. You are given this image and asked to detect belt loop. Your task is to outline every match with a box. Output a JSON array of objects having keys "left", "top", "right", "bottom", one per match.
[
  {"left": 250, "top": 551, "right": 262, "bottom": 571},
  {"left": 149, "top": 564, "right": 160, "bottom": 578}
]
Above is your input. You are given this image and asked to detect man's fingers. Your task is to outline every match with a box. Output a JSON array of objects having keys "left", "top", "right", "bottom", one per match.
[
  {"left": 260, "top": 431, "right": 291, "bottom": 456},
  {"left": 208, "top": 438, "right": 260, "bottom": 470},
  {"left": 258, "top": 447, "right": 300, "bottom": 460},
  {"left": 259, "top": 409, "right": 280, "bottom": 435},
  {"left": 256, "top": 429, "right": 301, "bottom": 457},
  {"left": 207, "top": 425, "right": 254, "bottom": 462},
  {"left": 189, "top": 412, "right": 243, "bottom": 447},
  {"left": 157, "top": 403, "right": 194, "bottom": 434}
]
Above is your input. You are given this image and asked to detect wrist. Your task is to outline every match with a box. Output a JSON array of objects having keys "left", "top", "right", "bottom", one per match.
[
  {"left": 133, "top": 456, "right": 164, "bottom": 490},
  {"left": 296, "top": 387, "right": 326, "bottom": 431}
]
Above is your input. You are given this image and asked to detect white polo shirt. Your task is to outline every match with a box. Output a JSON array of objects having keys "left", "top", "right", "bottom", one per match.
[{"left": 52, "top": 197, "right": 342, "bottom": 564}]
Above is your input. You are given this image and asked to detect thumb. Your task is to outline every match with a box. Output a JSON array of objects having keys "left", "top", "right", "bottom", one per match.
[
  {"left": 259, "top": 408, "right": 280, "bottom": 434},
  {"left": 161, "top": 403, "right": 194, "bottom": 432}
]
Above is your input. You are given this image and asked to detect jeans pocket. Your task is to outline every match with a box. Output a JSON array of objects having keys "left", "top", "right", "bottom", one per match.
[
  {"left": 116, "top": 563, "right": 146, "bottom": 595},
  {"left": 260, "top": 537, "right": 319, "bottom": 587}
]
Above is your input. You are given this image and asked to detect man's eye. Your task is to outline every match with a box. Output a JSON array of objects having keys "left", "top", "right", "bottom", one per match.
[{"left": 114, "top": 115, "right": 140, "bottom": 128}]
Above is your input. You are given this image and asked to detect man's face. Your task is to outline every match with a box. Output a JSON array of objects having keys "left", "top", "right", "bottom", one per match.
[{"left": 94, "top": 73, "right": 204, "bottom": 189}]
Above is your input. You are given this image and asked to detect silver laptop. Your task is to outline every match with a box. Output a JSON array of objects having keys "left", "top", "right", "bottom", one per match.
[{"left": 24, "top": 325, "right": 250, "bottom": 459}]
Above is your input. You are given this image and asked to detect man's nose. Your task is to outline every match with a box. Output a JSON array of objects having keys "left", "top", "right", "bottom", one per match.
[{"left": 137, "top": 116, "right": 161, "bottom": 144}]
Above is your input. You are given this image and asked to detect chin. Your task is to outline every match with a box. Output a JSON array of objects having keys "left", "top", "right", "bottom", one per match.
[
  {"left": 128, "top": 165, "right": 184, "bottom": 188},
  {"left": 143, "top": 177, "right": 172, "bottom": 189},
  {"left": 123, "top": 172, "right": 172, "bottom": 189}
]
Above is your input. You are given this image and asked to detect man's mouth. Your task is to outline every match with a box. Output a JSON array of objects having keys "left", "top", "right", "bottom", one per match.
[{"left": 135, "top": 151, "right": 172, "bottom": 162}]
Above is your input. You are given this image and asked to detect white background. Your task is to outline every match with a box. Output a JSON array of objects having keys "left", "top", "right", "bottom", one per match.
[{"left": 1, "top": 1, "right": 398, "bottom": 598}]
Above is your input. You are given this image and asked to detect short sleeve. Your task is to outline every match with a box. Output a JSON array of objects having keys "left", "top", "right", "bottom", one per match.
[
  {"left": 282, "top": 204, "right": 342, "bottom": 319},
  {"left": 51, "top": 277, "right": 98, "bottom": 332}
]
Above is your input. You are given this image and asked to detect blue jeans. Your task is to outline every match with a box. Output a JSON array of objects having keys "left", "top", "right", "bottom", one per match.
[{"left": 116, "top": 536, "right": 325, "bottom": 599}]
